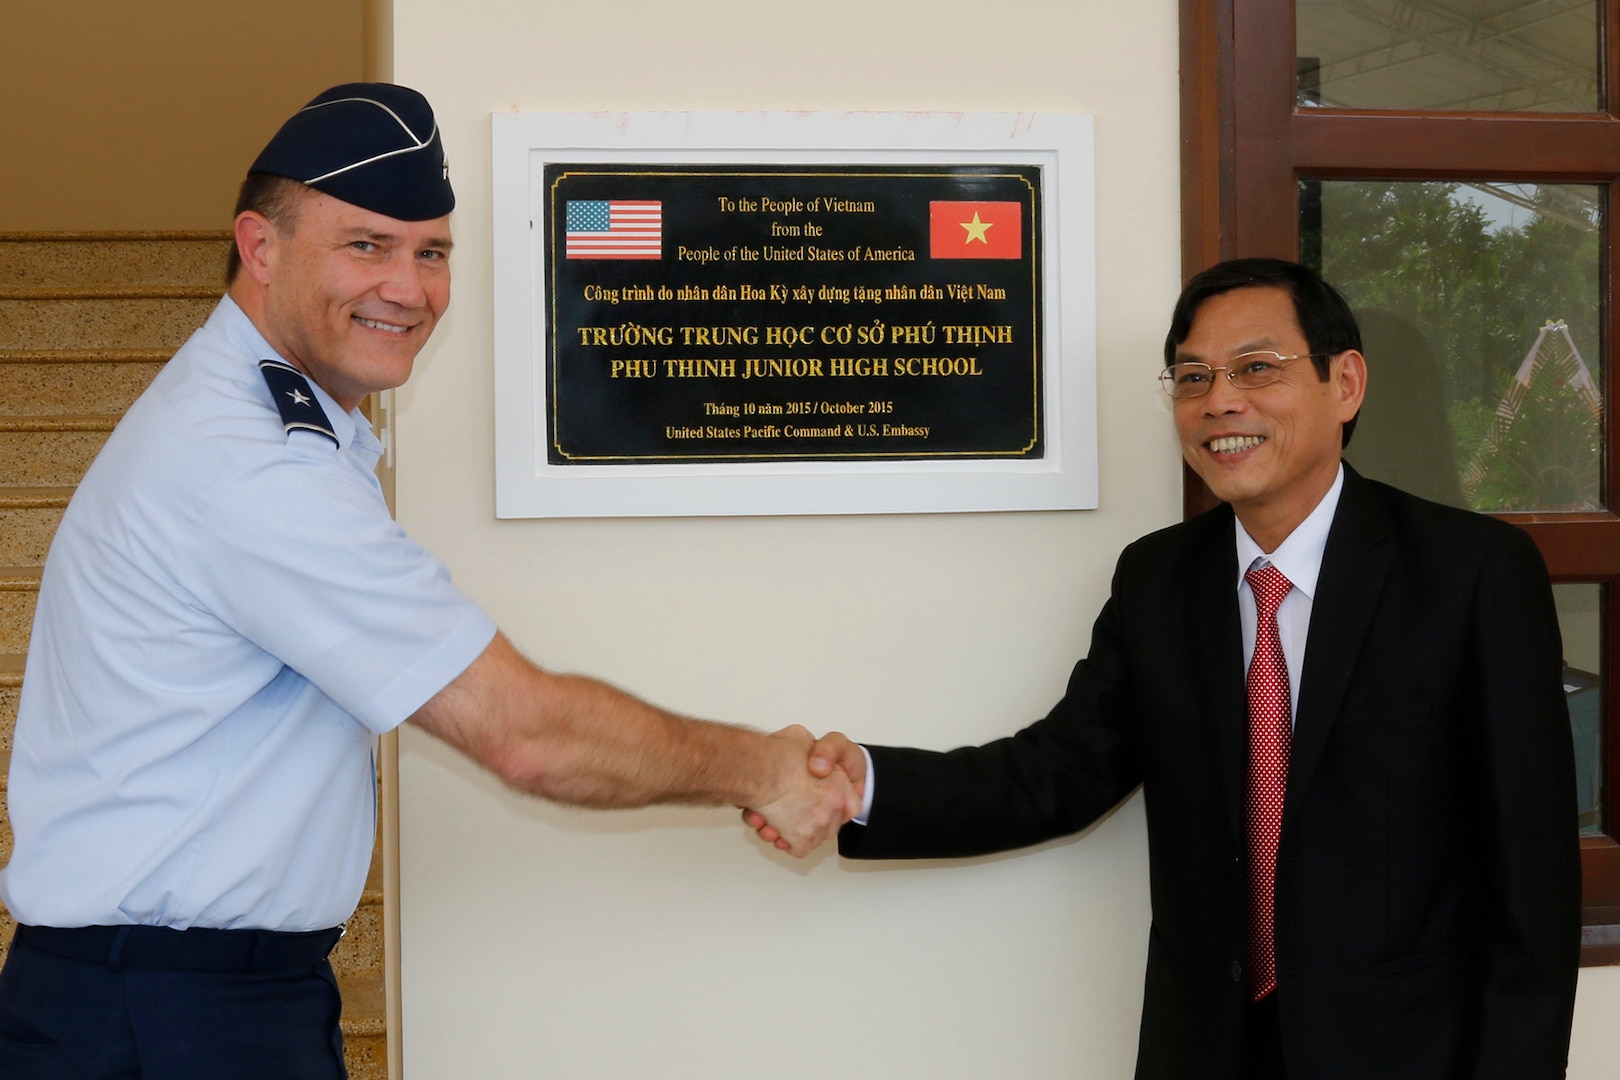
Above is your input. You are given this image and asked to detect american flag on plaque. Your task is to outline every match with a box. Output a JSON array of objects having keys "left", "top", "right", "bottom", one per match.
[{"left": 564, "top": 200, "right": 662, "bottom": 259}]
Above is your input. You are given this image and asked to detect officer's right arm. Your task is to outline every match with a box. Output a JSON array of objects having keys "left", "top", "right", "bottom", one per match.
[{"left": 406, "top": 631, "right": 857, "bottom": 856}]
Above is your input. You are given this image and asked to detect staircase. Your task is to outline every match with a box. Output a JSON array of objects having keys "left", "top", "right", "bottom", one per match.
[{"left": 0, "top": 233, "right": 388, "bottom": 1080}]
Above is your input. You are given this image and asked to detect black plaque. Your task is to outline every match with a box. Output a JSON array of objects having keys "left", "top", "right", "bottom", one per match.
[{"left": 544, "top": 164, "right": 1042, "bottom": 464}]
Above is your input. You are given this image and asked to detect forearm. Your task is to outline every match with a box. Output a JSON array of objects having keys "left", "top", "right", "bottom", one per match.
[
  {"left": 501, "top": 669, "right": 793, "bottom": 809},
  {"left": 412, "top": 633, "right": 792, "bottom": 809}
]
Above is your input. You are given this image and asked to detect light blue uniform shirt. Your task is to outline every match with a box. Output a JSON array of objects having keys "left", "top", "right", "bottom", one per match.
[{"left": 1, "top": 297, "right": 496, "bottom": 931}]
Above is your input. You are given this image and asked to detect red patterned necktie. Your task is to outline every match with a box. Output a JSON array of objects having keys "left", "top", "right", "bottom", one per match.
[{"left": 1245, "top": 562, "right": 1293, "bottom": 1001}]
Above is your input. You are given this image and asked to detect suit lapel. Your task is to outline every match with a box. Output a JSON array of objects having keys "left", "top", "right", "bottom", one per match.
[
  {"left": 1283, "top": 468, "right": 1392, "bottom": 833},
  {"left": 1189, "top": 513, "right": 1250, "bottom": 846}
]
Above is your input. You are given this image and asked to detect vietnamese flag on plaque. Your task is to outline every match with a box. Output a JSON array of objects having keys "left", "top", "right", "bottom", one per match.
[{"left": 929, "top": 201, "right": 1022, "bottom": 259}]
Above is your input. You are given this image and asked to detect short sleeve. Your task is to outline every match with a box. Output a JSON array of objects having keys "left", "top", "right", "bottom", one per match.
[{"left": 184, "top": 442, "right": 496, "bottom": 733}]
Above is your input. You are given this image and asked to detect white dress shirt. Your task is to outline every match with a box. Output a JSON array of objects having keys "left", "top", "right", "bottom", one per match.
[{"left": 1234, "top": 465, "right": 1344, "bottom": 728}]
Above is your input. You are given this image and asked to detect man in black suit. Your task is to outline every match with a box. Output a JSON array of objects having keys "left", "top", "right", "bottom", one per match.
[{"left": 753, "top": 258, "right": 1580, "bottom": 1078}]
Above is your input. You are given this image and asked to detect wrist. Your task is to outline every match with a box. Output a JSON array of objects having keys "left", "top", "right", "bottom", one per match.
[{"left": 741, "top": 729, "right": 803, "bottom": 809}]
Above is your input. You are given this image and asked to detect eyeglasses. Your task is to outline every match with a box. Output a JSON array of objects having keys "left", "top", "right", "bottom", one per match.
[{"left": 1158, "top": 351, "right": 1330, "bottom": 399}]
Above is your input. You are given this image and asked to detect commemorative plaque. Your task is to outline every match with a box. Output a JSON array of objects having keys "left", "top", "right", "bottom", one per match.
[
  {"left": 491, "top": 111, "right": 1096, "bottom": 518},
  {"left": 544, "top": 165, "right": 1042, "bottom": 464}
]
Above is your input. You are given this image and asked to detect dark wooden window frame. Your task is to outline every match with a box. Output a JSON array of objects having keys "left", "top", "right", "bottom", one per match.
[{"left": 1181, "top": 0, "right": 1620, "bottom": 965}]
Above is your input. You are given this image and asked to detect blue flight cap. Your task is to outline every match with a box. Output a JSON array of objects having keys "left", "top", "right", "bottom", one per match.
[{"left": 248, "top": 82, "right": 454, "bottom": 221}]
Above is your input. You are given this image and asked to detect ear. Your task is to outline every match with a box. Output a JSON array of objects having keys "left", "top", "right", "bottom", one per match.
[
  {"left": 1333, "top": 349, "right": 1368, "bottom": 423},
  {"left": 232, "top": 211, "right": 277, "bottom": 287}
]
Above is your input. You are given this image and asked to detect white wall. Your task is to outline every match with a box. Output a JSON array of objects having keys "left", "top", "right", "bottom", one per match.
[{"left": 388, "top": 1, "right": 1620, "bottom": 1075}]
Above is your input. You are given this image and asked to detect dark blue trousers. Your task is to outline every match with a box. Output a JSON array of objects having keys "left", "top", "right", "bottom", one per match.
[{"left": 0, "top": 926, "right": 347, "bottom": 1079}]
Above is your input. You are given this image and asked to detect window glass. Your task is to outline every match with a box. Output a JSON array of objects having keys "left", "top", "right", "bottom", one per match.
[
  {"left": 1302, "top": 179, "right": 1604, "bottom": 512},
  {"left": 1296, "top": 0, "right": 1600, "bottom": 112},
  {"left": 1555, "top": 583, "right": 1605, "bottom": 836}
]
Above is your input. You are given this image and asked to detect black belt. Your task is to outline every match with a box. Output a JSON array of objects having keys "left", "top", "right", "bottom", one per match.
[{"left": 13, "top": 923, "right": 345, "bottom": 973}]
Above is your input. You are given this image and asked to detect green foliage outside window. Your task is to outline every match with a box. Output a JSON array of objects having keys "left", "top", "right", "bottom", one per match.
[{"left": 1306, "top": 180, "right": 1603, "bottom": 511}]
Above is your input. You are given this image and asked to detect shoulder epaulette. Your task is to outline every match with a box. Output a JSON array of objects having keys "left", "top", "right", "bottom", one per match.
[{"left": 258, "top": 359, "right": 339, "bottom": 447}]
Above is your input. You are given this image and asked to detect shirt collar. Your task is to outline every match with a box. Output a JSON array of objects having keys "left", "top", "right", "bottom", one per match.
[
  {"left": 1234, "top": 464, "right": 1344, "bottom": 601},
  {"left": 216, "top": 295, "right": 365, "bottom": 451}
]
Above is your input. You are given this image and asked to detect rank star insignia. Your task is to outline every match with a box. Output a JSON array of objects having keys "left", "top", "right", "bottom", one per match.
[{"left": 259, "top": 358, "right": 338, "bottom": 446}]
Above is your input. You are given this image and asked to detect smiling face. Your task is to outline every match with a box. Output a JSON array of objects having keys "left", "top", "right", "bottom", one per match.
[
  {"left": 1173, "top": 285, "right": 1366, "bottom": 550},
  {"left": 232, "top": 187, "right": 452, "bottom": 412}
]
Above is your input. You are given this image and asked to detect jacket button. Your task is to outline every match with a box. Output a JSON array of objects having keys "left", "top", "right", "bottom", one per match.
[{"left": 1230, "top": 960, "right": 1243, "bottom": 983}]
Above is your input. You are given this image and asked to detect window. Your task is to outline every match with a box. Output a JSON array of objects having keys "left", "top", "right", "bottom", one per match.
[{"left": 1182, "top": 0, "right": 1620, "bottom": 964}]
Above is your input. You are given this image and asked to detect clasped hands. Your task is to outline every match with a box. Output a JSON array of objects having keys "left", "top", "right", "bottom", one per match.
[{"left": 742, "top": 726, "right": 865, "bottom": 858}]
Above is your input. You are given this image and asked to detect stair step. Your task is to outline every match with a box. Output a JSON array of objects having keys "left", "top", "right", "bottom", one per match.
[
  {"left": 0, "top": 655, "right": 20, "bottom": 752},
  {"left": 339, "top": 973, "right": 388, "bottom": 1080},
  {"left": 0, "top": 421, "right": 114, "bottom": 487},
  {"left": 0, "top": 415, "right": 119, "bottom": 432},
  {"left": 0, "top": 296, "right": 215, "bottom": 351},
  {"left": 0, "top": 349, "right": 173, "bottom": 364},
  {"left": 0, "top": 570, "right": 40, "bottom": 657},
  {"left": 330, "top": 897, "right": 384, "bottom": 980},
  {"left": 0, "top": 488, "right": 72, "bottom": 566},
  {"left": 0, "top": 486, "right": 74, "bottom": 508},
  {"left": 343, "top": 1035, "right": 387, "bottom": 1080},
  {"left": 0, "top": 286, "right": 221, "bottom": 302},
  {"left": 0, "top": 233, "right": 232, "bottom": 290},
  {"left": 0, "top": 359, "right": 164, "bottom": 417},
  {"left": 338, "top": 974, "right": 386, "bottom": 1038},
  {"left": 0, "top": 568, "right": 41, "bottom": 591}
]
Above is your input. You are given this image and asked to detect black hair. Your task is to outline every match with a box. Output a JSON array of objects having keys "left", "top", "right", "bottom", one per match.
[{"left": 1164, "top": 257, "right": 1362, "bottom": 446}]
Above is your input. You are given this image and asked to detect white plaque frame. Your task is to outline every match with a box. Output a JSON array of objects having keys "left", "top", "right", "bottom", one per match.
[{"left": 491, "top": 110, "right": 1096, "bottom": 518}]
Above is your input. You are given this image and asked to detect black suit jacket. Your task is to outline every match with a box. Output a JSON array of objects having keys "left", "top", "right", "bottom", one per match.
[{"left": 840, "top": 468, "right": 1580, "bottom": 1079}]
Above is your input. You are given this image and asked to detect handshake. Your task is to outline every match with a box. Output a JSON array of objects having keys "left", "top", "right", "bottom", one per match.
[{"left": 740, "top": 726, "right": 866, "bottom": 858}]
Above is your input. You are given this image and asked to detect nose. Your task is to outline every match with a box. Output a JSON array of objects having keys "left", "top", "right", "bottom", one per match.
[
  {"left": 376, "top": 256, "right": 429, "bottom": 309},
  {"left": 1202, "top": 370, "right": 1247, "bottom": 415}
]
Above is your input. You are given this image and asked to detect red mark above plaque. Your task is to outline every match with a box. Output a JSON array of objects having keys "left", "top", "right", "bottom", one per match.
[
  {"left": 565, "top": 200, "right": 663, "bottom": 259},
  {"left": 928, "top": 201, "right": 1021, "bottom": 260}
]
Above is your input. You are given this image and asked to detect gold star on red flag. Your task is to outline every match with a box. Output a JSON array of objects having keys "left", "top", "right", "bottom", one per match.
[{"left": 959, "top": 212, "right": 994, "bottom": 245}]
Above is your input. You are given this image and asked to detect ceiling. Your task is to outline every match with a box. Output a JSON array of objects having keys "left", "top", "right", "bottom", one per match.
[{"left": 1297, "top": 0, "right": 1599, "bottom": 111}]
